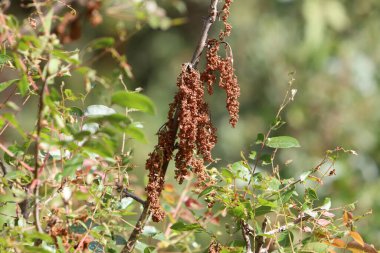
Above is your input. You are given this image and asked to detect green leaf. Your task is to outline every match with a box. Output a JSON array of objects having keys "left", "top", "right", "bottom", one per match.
[
  {"left": 142, "top": 226, "right": 158, "bottom": 236},
  {"left": 305, "top": 188, "right": 318, "bottom": 201},
  {"left": 114, "top": 235, "right": 127, "bottom": 245},
  {"left": 88, "top": 241, "right": 104, "bottom": 253},
  {"left": 254, "top": 206, "right": 273, "bottom": 216},
  {"left": 90, "top": 37, "right": 115, "bottom": 50},
  {"left": 144, "top": 247, "right": 155, "bottom": 253},
  {"left": 258, "top": 198, "right": 277, "bottom": 208},
  {"left": 320, "top": 197, "right": 331, "bottom": 210},
  {"left": 18, "top": 74, "right": 29, "bottom": 96},
  {"left": 47, "top": 58, "right": 61, "bottom": 75},
  {"left": 265, "top": 136, "right": 300, "bottom": 149},
  {"left": 125, "top": 122, "right": 146, "bottom": 143},
  {"left": 256, "top": 133, "right": 264, "bottom": 144},
  {"left": 228, "top": 203, "right": 247, "bottom": 219},
  {"left": 52, "top": 49, "right": 80, "bottom": 64},
  {"left": 83, "top": 138, "right": 115, "bottom": 158},
  {"left": 23, "top": 246, "right": 52, "bottom": 253},
  {"left": 4, "top": 170, "right": 30, "bottom": 182},
  {"left": 0, "top": 54, "right": 12, "bottom": 65},
  {"left": 299, "top": 170, "right": 312, "bottom": 182},
  {"left": 23, "top": 232, "right": 54, "bottom": 244},
  {"left": 221, "top": 168, "right": 235, "bottom": 181},
  {"left": 278, "top": 231, "right": 294, "bottom": 247},
  {"left": 112, "top": 91, "right": 156, "bottom": 115},
  {"left": 260, "top": 154, "right": 272, "bottom": 165},
  {"left": 301, "top": 242, "right": 328, "bottom": 253},
  {"left": 249, "top": 151, "right": 257, "bottom": 160},
  {"left": 86, "top": 113, "right": 131, "bottom": 126},
  {"left": 170, "top": 222, "right": 203, "bottom": 232},
  {"left": 85, "top": 105, "right": 116, "bottom": 117},
  {"left": 62, "top": 156, "right": 83, "bottom": 177},
  {"left": 69, "top": 106, "right": 84, "bottom": 117},
  {"left": 198, "top": 186, "right": 214, "bottom": 198},
  {"left": 0, "top": 79, "right": 18, "bottom": 92},
  {"left": 43, "top": 9, "right": 54, "bottom": 33}
]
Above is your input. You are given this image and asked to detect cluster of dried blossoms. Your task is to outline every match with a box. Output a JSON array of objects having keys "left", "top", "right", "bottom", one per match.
[{"left": 145, "top": 0, "right": 240, "bottom": 222}]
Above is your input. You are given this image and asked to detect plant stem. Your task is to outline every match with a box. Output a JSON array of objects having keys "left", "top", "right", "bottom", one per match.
[
  {"left": 33, "top": 79, "right": 48, "bottom": 233},
  {"left": 121, "top": 1, "right": 220, "bottom": 252}
]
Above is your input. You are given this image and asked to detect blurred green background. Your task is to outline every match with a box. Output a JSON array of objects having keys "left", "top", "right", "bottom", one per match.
[{"left": 2, "top": 0, "right": 380, "bottom": 246}]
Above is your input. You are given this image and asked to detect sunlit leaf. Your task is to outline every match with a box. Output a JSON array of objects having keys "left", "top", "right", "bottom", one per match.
[
  {"left": 300, "top": 170, "right": 312, "bottom": 182},
  {"left": 90, "top": 37, "right": 115, "bottom": 49},
  {"left": 320, "top": 197, "right": 331, "bottom": 210},
  {"left": 85, "top": 105, "right": 116, "bottom": 117},
  {"left": 170, "top": 222, "right": 203, "bottom": 232},
  {"left": 301, "top": 242, "right": 329, "bottom": 252},
  {"left": 266, "top": 136, "right": 301, "bottom": 149},
  {"left": 0, "top": 79, "right": 18, "bottom": 92},
  {"left": 125, "top": 122, "right": 146, "bottom": 142},
  {"left": 112, "top": 91, "right": 156, "bottom": 115}
]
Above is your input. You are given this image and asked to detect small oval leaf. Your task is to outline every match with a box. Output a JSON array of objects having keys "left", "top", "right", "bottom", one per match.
[{"left": 266, "top": 136, "right": 301, "bottom": 149}]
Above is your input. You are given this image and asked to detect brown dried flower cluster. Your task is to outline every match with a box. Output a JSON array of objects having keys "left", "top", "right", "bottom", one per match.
[
  {"left": 173, "top": 64, "right": 217, "bottom": 184},
  {"left": 219, "top": 0, "right": 233, "bottom": 40},
  {"left": 145, "top": 0, "right": 239, "bottom": 222},
  {"left": 201, "top": 39, "right": 240, "bottom": 127},
  {"left": 145, "top": 121, "right": 176, "bottom": 222},
  {"left": 145, "top": 65, "right": 219, "bottom": 222}
]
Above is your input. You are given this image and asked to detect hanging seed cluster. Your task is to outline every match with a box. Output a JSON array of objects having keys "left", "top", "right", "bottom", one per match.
[{"left": 145, "top": 0, "right": 240, "bottom": 222}]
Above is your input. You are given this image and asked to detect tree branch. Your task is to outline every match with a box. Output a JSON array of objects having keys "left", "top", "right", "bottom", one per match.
[
  {"left": 121, "top": 189, "right": 145, "bottom": 206},
  {"left": 121, "top": 1, "right": 220, "bottom": 252},
  {"left": 242, "top": 220, "right": 253, "bottom": 253}
]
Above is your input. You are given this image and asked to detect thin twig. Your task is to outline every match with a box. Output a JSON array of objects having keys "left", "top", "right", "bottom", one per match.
[
  {"left": 0, "top": 159, "right": 7, "bottom": 175},
  {"left": 121, "top": 1, "right": 220, "bottom": 252},
  {"left": 121, "top": 189, "right": 145, "bottom": 206},
  {"left": 32, "top": 78, "right": 48, "bottom": 233},
  {"left": 190, "top": 0, "right": 219, "bottom": 67}
]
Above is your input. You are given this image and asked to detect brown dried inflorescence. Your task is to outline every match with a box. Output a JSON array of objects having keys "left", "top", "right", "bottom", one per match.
[
  {"left": 201, "top": 39, "right": 240, "bottom": 127},
  {"left": 174, "top": 64, "right": 217, "bottom": 184},
  {"left": 145, "top": 0, "right": 239, "bottom": 222},
  {"left": 145, "top": 65, "right": 218, "bottom": 222},
  {"left": 145, "top": 120, "right": 176, "bottom": 222},
  {"left": 219, "top": 0, "right": 233, "bottom": 41}
]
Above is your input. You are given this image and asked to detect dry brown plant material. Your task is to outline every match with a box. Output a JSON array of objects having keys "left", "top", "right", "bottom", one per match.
[
  {"left": 201, "top": 39, "right": 240, "bottom": 127},
  {"left": 219, "top": 0, "right": 233, "bottom": 40},
  {"left": 145, "top": 0, "right": 239, "bottom": 223},
  {"left": 209, "top": 240, "right": 222, "bottom": 253}
]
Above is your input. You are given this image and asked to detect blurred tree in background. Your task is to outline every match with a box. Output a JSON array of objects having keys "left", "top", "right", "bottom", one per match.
[{"left": 1, "top": 0, "right": 380, "bottom": 251}]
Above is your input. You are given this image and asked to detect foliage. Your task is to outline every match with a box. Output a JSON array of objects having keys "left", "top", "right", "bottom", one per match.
[{"left": 0, "top": 1, "right": 378, "bottom": 253}]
